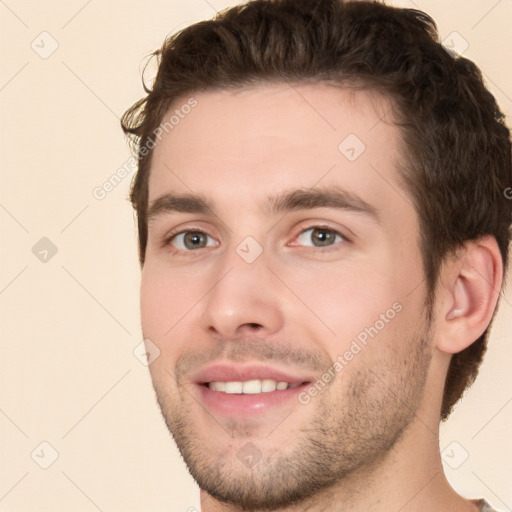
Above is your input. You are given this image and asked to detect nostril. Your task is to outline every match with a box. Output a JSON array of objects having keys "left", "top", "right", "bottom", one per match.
[{"left": 247, "top": 323, "right": 262, "bottom": 329}]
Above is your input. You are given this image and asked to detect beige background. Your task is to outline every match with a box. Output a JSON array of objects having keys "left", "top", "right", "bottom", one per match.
[{"left": 1, "top": 1, "right": 511, "bottom": 511}]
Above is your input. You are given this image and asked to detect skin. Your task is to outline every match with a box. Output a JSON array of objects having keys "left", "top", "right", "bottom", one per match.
[{"left": 140, "top": 82, "right": 501, "bottom": 511}]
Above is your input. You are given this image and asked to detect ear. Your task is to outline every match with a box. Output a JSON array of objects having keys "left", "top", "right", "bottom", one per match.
[{"left": 434, "top": 235, "right": 503, "bottom": 354}]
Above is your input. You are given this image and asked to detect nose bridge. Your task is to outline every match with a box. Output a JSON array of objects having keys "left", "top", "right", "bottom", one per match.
[{"left": 200, "top": 239, "right": 284, "bottom": 338}]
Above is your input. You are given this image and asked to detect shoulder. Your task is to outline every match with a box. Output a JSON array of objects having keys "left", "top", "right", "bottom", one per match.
[{"left": 471, "top": 498, "right": 502, "bottom": 512}]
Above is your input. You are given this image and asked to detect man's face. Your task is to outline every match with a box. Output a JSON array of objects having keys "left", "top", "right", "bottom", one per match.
[{"left": 141, "top": 83, "right": 433, "bottom": 509}]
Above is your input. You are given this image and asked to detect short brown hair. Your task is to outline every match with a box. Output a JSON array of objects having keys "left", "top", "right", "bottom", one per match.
[{"left": 121, "top": 0, "right": 512, "bottom": 419}]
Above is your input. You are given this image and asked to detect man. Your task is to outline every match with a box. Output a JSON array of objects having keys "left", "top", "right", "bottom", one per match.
[{"left": 121, "top": 0, "right": 511, "bottom": 510}]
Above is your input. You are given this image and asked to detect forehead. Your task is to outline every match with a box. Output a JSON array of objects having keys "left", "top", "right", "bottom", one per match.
[{"left": 148, "top": 82, "right": 412, "bottom": 224}]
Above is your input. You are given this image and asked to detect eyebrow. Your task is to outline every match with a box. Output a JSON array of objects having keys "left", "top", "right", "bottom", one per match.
[
  {"left": 264, "top": 187, "right": 379, "bottom": 220},
  {"left": 147, "top": 186, "right": 380, "bottom": 223}
]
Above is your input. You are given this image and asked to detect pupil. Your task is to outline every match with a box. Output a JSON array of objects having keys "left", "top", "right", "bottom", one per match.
[
  {"left": 314, "top": 229, "right": 334, "bottom": 246},
  {"left": 185, "top": 232, "right": 204, "bottom": 249}
]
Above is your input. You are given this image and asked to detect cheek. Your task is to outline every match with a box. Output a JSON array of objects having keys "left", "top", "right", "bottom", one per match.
[
  {"left": 140, "top": 264, "right": 202, "bottom": 341},
  {"left": 288, "top": 263, "right": 399, "bottom": 336},
  {"left": 287, "top": 254, "right": 423, "bottom": 358}
]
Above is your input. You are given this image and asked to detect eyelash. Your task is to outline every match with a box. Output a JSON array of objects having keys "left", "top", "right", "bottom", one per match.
[{"left": 162, "top": 224, "right": 349, "bottom": 254}]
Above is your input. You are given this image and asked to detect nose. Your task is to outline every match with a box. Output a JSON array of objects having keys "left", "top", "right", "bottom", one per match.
[{"left": 199, "top": 245, "right": 285, "bottom": 340}]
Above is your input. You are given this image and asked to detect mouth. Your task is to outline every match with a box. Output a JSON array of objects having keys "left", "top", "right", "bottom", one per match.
[
  {"left": 192, "top": 363, "right": 314, "bottom": 417},
  {"left": 206, "top": 379, "right": 304, "bottom": 394}
]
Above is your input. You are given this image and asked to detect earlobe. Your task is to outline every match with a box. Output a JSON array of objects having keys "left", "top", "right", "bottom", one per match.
[{"left": 436, "top": 236, "right": 503, "bottom": 354}]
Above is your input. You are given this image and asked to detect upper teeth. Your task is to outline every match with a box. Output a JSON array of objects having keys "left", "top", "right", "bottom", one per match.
[{"left": 208, "top": 379, "right": 301, "bottom": 394}]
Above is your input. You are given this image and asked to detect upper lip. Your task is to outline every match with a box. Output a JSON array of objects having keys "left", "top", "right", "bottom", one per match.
[{"left": 192, "top": 363, "right": 315, "bottom": 385}]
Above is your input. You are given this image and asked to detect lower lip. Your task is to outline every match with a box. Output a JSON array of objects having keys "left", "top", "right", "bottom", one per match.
[{"left": 195, "top": 383, "right": 310, "bottom": 417}]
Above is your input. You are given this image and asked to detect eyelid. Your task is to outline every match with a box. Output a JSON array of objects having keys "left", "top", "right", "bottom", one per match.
[
  {"left": 162, "top": 223, "right": 218, "bottom": 249},
  {"left": 161, "top": 222, "right": 351, "bottom": 252},
  {"left": 289, "top": 223, "right": 352, "bottom": 247}
]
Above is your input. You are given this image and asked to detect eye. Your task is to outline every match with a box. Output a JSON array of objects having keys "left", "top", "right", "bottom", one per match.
[
  {"left": 165, "top": 230, "right": 218, "bottom": 251},
  {"left": 294, "top": 226, "right": 345, "bottom": 248}
]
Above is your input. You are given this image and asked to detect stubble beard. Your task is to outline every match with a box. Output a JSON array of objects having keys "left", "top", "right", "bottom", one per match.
[{"left": 151, "top": 329, "right": 432, "bottom": 511}]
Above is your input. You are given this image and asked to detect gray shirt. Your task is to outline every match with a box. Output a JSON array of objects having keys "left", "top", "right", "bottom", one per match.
[{"left": 472, "top": 499, "right": 500, "bottom": 511}]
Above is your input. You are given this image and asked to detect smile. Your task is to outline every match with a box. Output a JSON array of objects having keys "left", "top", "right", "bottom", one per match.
[{"left": 208, "top": 379, "right": 304, "bottom": 394}]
